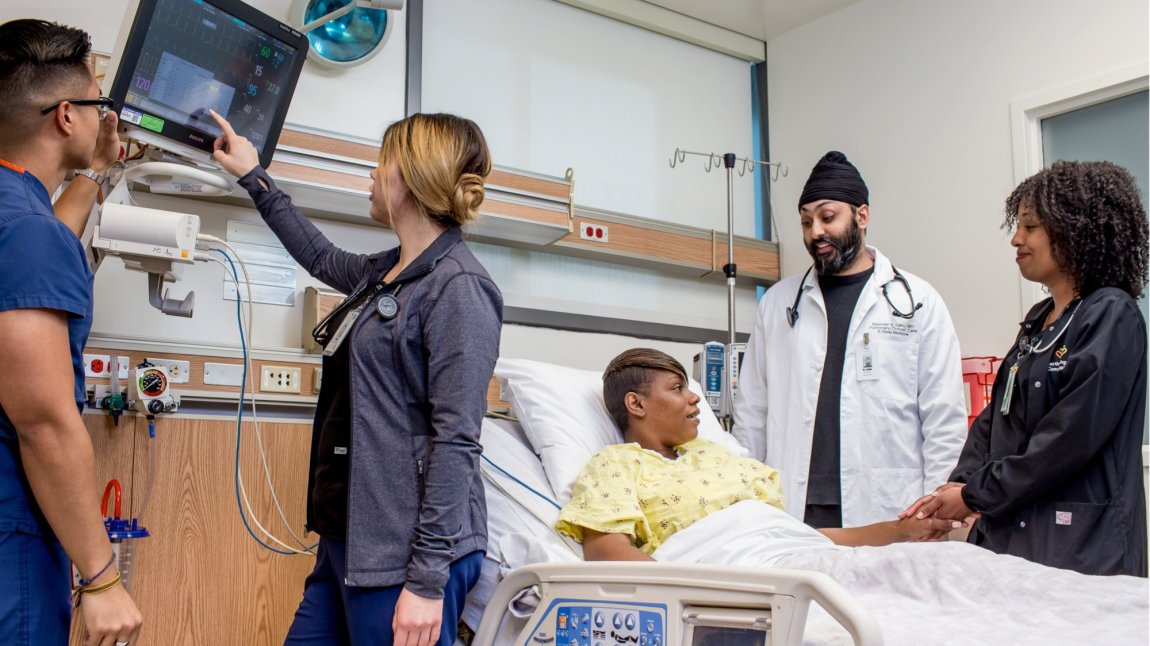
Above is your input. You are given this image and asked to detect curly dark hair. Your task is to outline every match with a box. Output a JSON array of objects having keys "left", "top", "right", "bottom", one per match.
[{"left": 1004, "top": 160, "right": 1148, "bottom": 299}]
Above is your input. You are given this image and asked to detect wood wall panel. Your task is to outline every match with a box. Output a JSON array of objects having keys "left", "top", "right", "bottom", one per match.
[
  {"left": 277, "top": 128, "right": 571, "bottom": 201},
  {"left": 265, "top": 160, "right": 570, "bottom": 230},
  {"left": 272, "top": 129, "right": 781, "bottom": 285},
  {"left": 75, "top": 413, "right": 314, "bottom": 645},
  {"left": 554, "top": 218, "right": 779, "bottom": 282}
]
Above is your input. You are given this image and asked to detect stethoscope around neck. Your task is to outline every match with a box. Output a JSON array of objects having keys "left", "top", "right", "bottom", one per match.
[
  {"left": 310, "top": 279, "right": 404, "bottom": 348},
  {"left": 785, "top": 265, "right": 923, "bottom": 328}
]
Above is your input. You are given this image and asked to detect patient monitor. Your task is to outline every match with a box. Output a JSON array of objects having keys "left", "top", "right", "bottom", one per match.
[
  {"left": 91, "top": 0, "right": 308, "bottom": 316},
  {"left": 106, "top": 0, "right": 307, "bottom": 169}
]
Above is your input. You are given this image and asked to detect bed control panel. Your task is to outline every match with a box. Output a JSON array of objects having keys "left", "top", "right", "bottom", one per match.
[{"left": 530, "top": 601, "right": 666, "bottom": 646}]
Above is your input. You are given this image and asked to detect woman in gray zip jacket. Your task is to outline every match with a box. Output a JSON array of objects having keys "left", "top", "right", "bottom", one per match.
[{"left": 211, "top": 111, "right": 502, "bottom": 645}]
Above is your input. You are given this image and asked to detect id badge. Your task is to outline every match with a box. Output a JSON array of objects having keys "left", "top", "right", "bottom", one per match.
[
  {"left": 856, "top": 350, "right": 878, "bottom": 381},
  {"left": 323, "top": 303, "right": 366, "bottom": 357}
]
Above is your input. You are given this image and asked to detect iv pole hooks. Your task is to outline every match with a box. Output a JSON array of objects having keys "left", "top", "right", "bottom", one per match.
[
  {"left": 668, "top": 148, "right": 787, "bottom": 181},
  {"left": 669, "top": 147, "right": 786, "bottom": 428},
  {"left": 668, "top": 147, "right": 787, "bottom": 345}
]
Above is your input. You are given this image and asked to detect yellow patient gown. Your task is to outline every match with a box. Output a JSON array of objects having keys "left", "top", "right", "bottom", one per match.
[{"left": 556, "top": 437, "right": 784, "bottom": 554}]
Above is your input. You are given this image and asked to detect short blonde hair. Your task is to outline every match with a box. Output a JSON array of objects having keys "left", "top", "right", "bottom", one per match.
[{"left": 378, "top": 113, "right": 492, "bottom": 227}]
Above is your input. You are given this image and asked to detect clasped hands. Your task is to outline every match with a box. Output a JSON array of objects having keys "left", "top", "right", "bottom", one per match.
[{"left": 899, "top": 482, "right": 979, "bottom": 538}]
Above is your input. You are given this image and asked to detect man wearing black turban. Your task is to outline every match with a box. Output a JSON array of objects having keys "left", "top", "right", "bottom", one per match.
[{"left": 733, "top": 151, "right": 967, "bottom": 531}]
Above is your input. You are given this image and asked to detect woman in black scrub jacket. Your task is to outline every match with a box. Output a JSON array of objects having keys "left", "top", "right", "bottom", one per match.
[{"left": 905, "top": 160, "right": 1148, "bottom": 576}]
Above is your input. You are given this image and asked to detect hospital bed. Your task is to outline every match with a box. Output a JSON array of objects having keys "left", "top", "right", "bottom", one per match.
[
  {"left": 462, "top": 359, "right": 1149, "bottom": 646},
  {"left": 467, "top": 416, "right": 880, "bottom": 646}
]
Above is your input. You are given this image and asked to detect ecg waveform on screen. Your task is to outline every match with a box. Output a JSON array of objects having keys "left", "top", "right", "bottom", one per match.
[{"left": 126, "top": 0, "right": 299, "bottom": 148}]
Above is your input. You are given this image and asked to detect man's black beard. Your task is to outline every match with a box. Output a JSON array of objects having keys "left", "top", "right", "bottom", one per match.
[{"left": 808, "top": 219, "right": 863, "bottom": 275}]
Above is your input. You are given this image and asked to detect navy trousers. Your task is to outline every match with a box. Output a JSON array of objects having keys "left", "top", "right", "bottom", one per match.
[
  {"left": 285, "top": 537, "right": 482, "bottom": 645},
  {"left": 0, "top": 531, "right": 71, "bottom": 645}
]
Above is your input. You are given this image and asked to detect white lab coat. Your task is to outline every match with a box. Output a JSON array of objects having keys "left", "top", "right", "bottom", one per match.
[{"left": 733, "top": 247, "right": 967, "bottom": 527}]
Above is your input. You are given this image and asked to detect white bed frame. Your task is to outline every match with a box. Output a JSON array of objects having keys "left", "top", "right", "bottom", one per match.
[
  {"left": 469, "top": 416, "right": 884, "bottom": 646},
  {"left": 471, "top": 561, "right": 883, "bottom": 646}
]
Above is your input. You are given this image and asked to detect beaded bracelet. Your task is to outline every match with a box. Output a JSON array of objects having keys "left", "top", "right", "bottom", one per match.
[{"left": 78, "top": 553, "right": 116, "bottom": 587}]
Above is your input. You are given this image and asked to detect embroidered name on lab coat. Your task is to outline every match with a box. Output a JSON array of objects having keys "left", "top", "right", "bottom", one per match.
[{"left": 867, "top": 321, "right": 918, "bottom": 338}]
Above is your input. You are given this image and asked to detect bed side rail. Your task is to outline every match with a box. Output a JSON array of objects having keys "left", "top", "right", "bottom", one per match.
[{"left": 472, "top": 561, "right": 882, "bottom": 646}]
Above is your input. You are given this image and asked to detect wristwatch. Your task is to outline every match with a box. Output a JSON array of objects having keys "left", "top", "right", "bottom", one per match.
[{"left": 74, "top": 168, "right": 107, "bottom": 186}]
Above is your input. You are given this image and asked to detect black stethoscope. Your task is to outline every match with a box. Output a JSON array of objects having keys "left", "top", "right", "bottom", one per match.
[
  {"left": 311, "top": 279, "right": 404, "bottom": 348},
  {"left": 785, "top": 265, "right": 923, "bottom": 328}
]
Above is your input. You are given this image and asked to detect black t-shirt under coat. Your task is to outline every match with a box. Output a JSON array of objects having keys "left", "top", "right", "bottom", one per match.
[{"left": 806, "top": 267, "right": 873, "bottom": 528}]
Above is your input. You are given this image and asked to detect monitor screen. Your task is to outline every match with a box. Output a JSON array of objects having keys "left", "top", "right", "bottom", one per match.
[{"left": 108, "top": 0, "right": 307, "bottom": 168}]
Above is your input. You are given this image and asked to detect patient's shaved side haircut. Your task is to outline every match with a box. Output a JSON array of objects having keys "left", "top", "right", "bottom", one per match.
[
  {"left": 603, "top": 348, "right": 689, "bottom": 435},
  {"left": 0, "top": 19, "right": 92, "bottom": 147}
]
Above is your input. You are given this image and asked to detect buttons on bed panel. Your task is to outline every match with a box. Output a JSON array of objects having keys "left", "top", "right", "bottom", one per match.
[{"left": 549, "top": 603, "right": 665, "bottom": 646}]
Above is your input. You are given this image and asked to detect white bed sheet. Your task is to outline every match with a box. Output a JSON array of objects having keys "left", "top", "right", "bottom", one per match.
[
  {"left": 655, "top": 501, "right": 1150, "bottom": 646},
  {"left": 473, "top": 417, "right": 1149, "bottom": 645},
  {"left": 464, "top": 419, "right": 580, "bottom": 633}
]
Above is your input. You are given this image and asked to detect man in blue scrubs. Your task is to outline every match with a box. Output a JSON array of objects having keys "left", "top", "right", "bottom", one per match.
[{"left": 0, "top": 19, "right": 142, "bottom": 645}]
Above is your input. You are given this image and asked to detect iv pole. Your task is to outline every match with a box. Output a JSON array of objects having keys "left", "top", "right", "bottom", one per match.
[
  {"left": 668, "top": 148, "right": 786, "bottom": 344},
  {"left": 669, "top": 148, "right": 787, "bottom": 427}
]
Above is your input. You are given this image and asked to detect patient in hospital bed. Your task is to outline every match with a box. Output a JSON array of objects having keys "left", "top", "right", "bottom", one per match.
[
  {"left": 546, "top": 348, "right": 1148, "bottom": 645},
  {"left": 555, "top": 348, "right": 957, "bottom": 561}
]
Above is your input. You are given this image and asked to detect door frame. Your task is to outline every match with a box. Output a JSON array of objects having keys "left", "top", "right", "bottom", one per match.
[{"left": 1009, "top": 62, "right": 1149, "bottom": 311}]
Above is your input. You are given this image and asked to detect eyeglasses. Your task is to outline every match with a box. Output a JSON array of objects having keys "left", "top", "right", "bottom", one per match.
[{"left": 40, "top": 96, "right": 115, "bottom": 120}]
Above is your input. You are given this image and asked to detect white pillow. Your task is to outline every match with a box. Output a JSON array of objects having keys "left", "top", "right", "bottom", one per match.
[{"left": 494, "top": 357, "right": 747, "bottom": 504}]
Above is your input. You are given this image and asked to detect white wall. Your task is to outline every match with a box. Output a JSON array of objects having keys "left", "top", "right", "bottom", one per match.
[
  {"left": 421, "top": 0, "right": 762, "bottom": 337},
  {"left": 499, "top": 325, "right": 698, "bottom": 373},
  {"left": 422, "top": 0, "right": 757, "bottom": 233},
  {"left": 766, "top": 0, "right": 1149, "bottom": 355},
  {"left": 3, "top": 1, "right": 751, "bottom": 368}
]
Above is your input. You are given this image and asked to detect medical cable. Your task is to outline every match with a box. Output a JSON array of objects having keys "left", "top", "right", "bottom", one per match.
[
  {"left": 206, "top": 250, "right": 298, "bottom": 554},
  {"left": 211, "top": 250, "right": 314, "bottom": 555},
  {"left": 202, "top": 243, "right": 315, "bottom": 555},
  {"left": 209, "top": 248, "right": 315, "bottom": 554},
  {"left": 478, "top": 454, "right": 581, "bottom": 557},
  {"left": 133, "top": 417, "right": 158, "bottom": 531},
  {"left": 479, "top": 454, "right": 560, "bottom": 511}
]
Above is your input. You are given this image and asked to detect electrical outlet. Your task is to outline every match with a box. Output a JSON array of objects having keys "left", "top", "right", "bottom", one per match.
[
  {"left": 146, "top": 357, "right": 191, "bottom": 384},
  {"left": 260, "top": 365, "right": 301, "bottom": 394},
  {"left": 83, "top": 354, "right": 130, "bottom": 379},
  {"left": 579, "top": 222, "right": 608, "bottom": 243},
  {"left": 312, "top": 367, "right": 323, "bottom": 394}
]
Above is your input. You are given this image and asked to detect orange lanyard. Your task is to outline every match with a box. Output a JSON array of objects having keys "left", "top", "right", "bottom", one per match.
[{"left": 0, "top": 158, "right": 26, "bottom": 174}]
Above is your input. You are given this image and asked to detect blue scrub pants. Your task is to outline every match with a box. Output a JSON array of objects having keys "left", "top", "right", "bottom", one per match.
[
  {"left": 285, "top": 537, "right": 482, "bottom": 646},
  {"left": 0, "top": 531, "right": 72, "bottom": 645}
]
